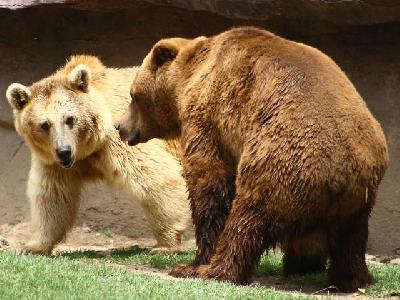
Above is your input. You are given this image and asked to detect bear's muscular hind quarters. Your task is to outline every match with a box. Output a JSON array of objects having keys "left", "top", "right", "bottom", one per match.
[
  {"left": 6, "top": 55, "right": 191, "bottom": 255},
  {"left": 118, "top": 27, "right": 388, "bottom": 292}
]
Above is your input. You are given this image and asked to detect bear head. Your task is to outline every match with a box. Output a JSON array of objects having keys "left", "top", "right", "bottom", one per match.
[
  {"left": 117, "top": 36, "right": 206, "bottom": 146},
  {"left": 6, "top": 55, "right": 113, "bottom": 168}
]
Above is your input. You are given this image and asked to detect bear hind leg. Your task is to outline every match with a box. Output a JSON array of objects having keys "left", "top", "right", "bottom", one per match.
[
  {"left": 196, "top": 188, "right": 274, "bottom": 284},
  {"left": 283, "top": 231, "right": 328, "bottom": 276},
  {"left": 169, "top": 132, "right": 236, "bottom": 278},
  {"left": 327, "top": 205, "right": 373, "bottom": 292},
  {"left": 151, "top": 229, "right": 184, "bottom": 253},
  {"left": 140, "top": 202, "right": 186, "bottom": 252}
]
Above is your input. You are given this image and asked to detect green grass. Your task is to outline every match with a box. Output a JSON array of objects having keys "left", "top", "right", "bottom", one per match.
[
  {"left": 102, "top": 228, "right": 114, "bottom": 238},
  {"left": 0, "top": 248, "right": 398, "bottom": 299},
  {"left": 368, "top": 264, "right": 400, "bottom": 297},
  {"left": 62, "top": 248, "right": 400, "bottom": 297},
  {"left": 0, "top": 251, "right": 309, "bottom": 300}
]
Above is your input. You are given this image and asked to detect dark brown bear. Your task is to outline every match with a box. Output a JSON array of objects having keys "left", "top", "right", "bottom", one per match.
[{"left": 116, "top": 27, "right": 389, "bottom": 292}]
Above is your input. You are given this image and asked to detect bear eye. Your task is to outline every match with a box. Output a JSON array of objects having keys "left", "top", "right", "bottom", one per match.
[
  {"left": 65, "top": 116, "right": 75, "bottom": 128},
  {"left": 40, "top": 121, "right": 51, "bottom": 131}
]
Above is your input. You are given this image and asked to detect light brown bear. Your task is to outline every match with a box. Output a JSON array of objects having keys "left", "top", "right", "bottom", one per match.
[
  {"left": 116, "top": 27, "right": 388, "bottom": 292},
  {"left": 6, "top": 55, "right": 190, "bottom": 255}
]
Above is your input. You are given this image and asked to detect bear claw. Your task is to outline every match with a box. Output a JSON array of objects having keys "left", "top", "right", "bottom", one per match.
[
  {"left": 150, "top": 246, "right": 181, "bottom": 253},
  {"left": 169, "top": 264, "right": 199, "bottom": 278},
  {"left": 329, "top": 271, "right": 374, "bottom": 292},
  {"left": 16, "top": 242, "right": 51, "bottom": 256}
]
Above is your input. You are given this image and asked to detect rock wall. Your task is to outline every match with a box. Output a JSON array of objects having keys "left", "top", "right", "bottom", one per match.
[
  {"left": 0, "top": 1, "right": 398, "bottom": 254},
  {"left": 2, "top": 0, "right": 400, "bottom": 27}
]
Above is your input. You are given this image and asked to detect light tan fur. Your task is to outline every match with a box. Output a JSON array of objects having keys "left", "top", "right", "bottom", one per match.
[{"left": 6, "top": 55, "right": 190, "bottom": 255}]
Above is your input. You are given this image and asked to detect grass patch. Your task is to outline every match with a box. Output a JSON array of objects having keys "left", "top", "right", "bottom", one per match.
[
  {"left": 102, "top": 228, "right": 114, "bottom": 238},
  {"left": 368, "top": 264, "right": 400, "bottom": 297},
  {"left": 0, "top": 251, "right": 309, "bottom": 300},
  {"left": 63, "top": 247, "right": 283, "bottom": 274},
  {"left": 255, "top": 251, "right": 283, "bottom": 276},
  {"left": 63, "top": 248, "right": 400, "bottom": 297}
]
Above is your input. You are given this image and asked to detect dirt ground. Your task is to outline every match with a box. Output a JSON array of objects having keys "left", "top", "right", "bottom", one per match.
[{"left": 0, "top": 222, "right": 195, "bottom": 254}]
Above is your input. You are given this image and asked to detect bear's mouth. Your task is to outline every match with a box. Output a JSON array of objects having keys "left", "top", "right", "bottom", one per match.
[
  {"left": 127, "top": 130, "right": 141, "bottom": 146},
  {"left": 59, "top": 157, "right": 75, "bottom": 169}
]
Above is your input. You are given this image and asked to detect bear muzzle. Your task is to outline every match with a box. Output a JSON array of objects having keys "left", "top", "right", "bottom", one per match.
[
  {"left": 56, "top": 146, "right": 75, "bottom": 168},
  {"left": 115, "top": 123, "right": 141, "bottom": 146},
  {"left": 127, "top": 130, "right": 141, "bottom": 146}
]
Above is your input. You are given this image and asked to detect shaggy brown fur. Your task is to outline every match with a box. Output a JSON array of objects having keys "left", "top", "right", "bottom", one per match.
[{"left": 117, "top": 27, "right": 389, "bottom": 292}]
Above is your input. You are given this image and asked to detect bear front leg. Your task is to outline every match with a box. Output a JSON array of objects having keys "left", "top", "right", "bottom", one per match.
[
  {"left": 169, "top": 130, "right": 235, "bottom": 278},
  {"left": 327, "top": 205, "right": 374, "bottom": 292},
  {"left": 196, "top": 158, "right": 278, "bottom": 284},
  {"left": 196, "top": 188, "right": 269, "bottom": 284},
  {"left": 20, "top": 164, "right": 82, "bottom": 255}
]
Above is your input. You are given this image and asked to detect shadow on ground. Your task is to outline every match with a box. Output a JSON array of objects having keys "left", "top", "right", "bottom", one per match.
[{"left": 61, "top": 247, "right": 328, "bottom": 294}]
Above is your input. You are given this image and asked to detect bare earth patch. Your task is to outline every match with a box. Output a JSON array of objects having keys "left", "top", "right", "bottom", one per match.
[{"left": 0, "top": 222, "right": 195, "bottom": 254}]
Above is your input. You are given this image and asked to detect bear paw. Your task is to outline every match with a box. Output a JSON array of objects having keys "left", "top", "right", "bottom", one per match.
[
  {"left": 330, "top": 271, "right": 374, "bottom": 292},
  {"left": 151, "top": 245, "right": 181, "bottom": 253},
  {"left": 196, "top": 264, "right": 214, "bottom": 279},
  {"left": 197, "top": 265, "right": 247, "bottom": 284},
  {"left": 169, "top": 264, "right": 199, "bottom": 278},
  {"left": 16, "top": 241, "right": 52, "bottom": 256}
]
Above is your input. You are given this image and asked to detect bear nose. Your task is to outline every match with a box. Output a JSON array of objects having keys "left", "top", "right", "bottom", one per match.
[
  {"left": 117, "top": 127, "right": 129, "bottom": 141},
  {"left": 56, "top": 146, "right": 72, "bottom": 162},
  {"left": 114, "top": 123, "right": 120, "bottom": 131}
]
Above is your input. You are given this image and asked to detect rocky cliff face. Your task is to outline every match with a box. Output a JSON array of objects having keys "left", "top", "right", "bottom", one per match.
[{"left": 2, "top": 0, "right": 400, "bottom": 27}]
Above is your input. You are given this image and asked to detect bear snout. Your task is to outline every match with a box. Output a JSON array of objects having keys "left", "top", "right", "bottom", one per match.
[
  {"left": 127, "top": 129, "right": 141, "bottom": 146},
  {"left": 116, "top": 121, "right": 141, "bottom": 146},
  {"left": 116, "top": 124, "right": 129, "bottom": 142},
  {"left": 55, "top": 146, "right": 74, "bottom": 168},
  {"left": 56, "top": 146, "right": 71, "bottom": 161}
]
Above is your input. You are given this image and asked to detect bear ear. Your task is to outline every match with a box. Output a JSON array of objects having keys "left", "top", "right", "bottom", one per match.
[
  {"left": 68, "top": 64, "right": 91, "bottom": 92},
  {"left": 151, "top": 42, "right": 179, "bottom": 71},
  {"left": 6, "top": 83, "right": 31, "bottom": 111}
]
